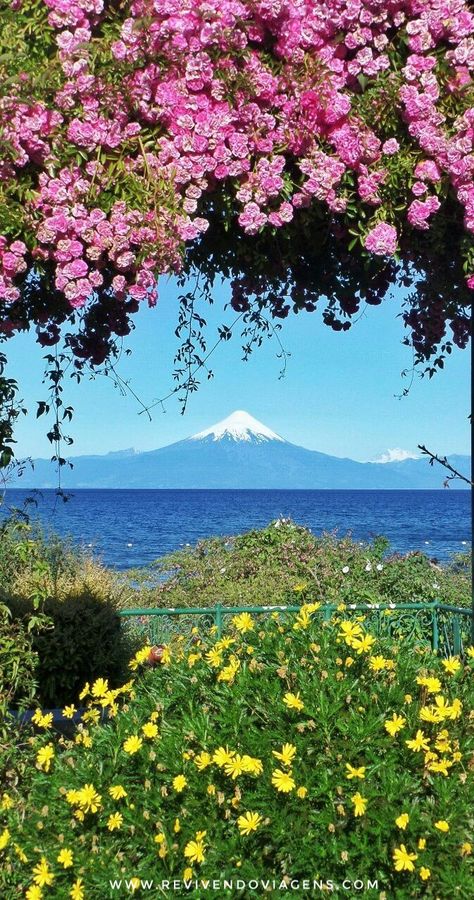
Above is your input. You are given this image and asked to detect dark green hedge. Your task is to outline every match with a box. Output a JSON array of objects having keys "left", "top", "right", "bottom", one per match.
[{"left": 4, "top": 591, "right": 131, "bottom": 709}]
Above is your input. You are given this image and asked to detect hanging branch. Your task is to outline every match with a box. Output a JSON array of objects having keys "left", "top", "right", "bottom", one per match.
[{"left": 417, "top": 445, "right": 473, "bottom": 488}]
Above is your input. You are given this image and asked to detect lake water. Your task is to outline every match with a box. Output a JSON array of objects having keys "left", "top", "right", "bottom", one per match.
[{"left": 1, "top": 489, "right": 470, "bottom": 570}]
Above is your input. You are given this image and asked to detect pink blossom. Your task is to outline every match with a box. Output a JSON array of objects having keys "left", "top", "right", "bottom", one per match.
[
  {"left": 382, "top": 139, "right": 399, "bottom": 155},
  {"left": 414, "top": 160, "right": 441, "bottom": 181},
  {"left": 63, "top": 258, "right": 89, "bottom": 279},
  {"left": 0, "top": 0, "right": 473, "bottom": 368},
  {"left": 364, "top": 223, "right": 398, "bottom": 256},
  {"left": 407, "top": 195, "right": 441, "bottom": 229}
]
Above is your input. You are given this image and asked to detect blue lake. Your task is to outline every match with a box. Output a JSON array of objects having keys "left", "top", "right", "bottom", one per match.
[{"left": 1, "top": 489, "right": 471, "bottom": 570}]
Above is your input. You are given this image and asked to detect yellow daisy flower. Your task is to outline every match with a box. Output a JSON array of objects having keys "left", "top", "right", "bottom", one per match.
[
  {"left": 406, "top": 730, "right": 430, "bottom": 752},
  {"left": 184, "top": 840, "right": 206, "bottom": 864},
  {"left": 338, "top": 621, "right": 363, "bottom": 645},
  {"left": 1, "top": 793, "right": 13, "bottom": 810},
  {"left": 271, "top": 769, "right": 295, "bottom": 793},
  {"left": 351, "top": 634, "right": 376, "bottom": 654},
  {"left": 224, "top": 754, "right": 247, "bottom": 779},
  {"left": 32, "top": 857, "right": 55, "bottom": 887},
  {"left": 272, "top": 743, "right": 297, "bottom": 767},
  {"left": 393, "top": 845, "right": 418, "bottom": 872},
  {"left": 283, "top": 692, "right": 304, "bottom": 711},
  {"left": 441, "top": 658, "right": 461, "bottom": 675},
  {"left": 194, "top": 751, "right": 212, "bottom": 770},
  {"left": 345, "top": 764, "right": 366, "bottom": 780},
  {"left": 369, "top": 656, "right": 387, "bottom": 672},
  {"left": 57, "top": 848, "right": 73, "bottom": 868},
  {"left": 205, "top": 648, "right": 223, "bottom": 668},
  {"left": 172, "top": 775, "right": 187, "bottom": 792},
  {"left": 384, "top": 714, "right": 406, "bottom": 736},
  {"left": 123, "top": 735, "right": 143, "bottom": 755},
  {"left": 36, "top": 744, "right": 54, "bottom": 772},
  {"left": 237, "top": 811, "right": 263, "bottom": 835},
  {"left": 77, "top": 783, "right": 102, "bottom": 814},
  {"left": 70, "top": 878, "right": 85, "bottom": 900},
  {"left": 91, "top": 677, "right": 109, "bottom": 697},
  {"left": 142, "top": 722, "right": 159, "bottom": 739},
  {"left": 0, "top": 828, "right": 10, "bottom": 850},
  {"left": 26, "top": 887, "right": 43, "bottom": 900},
  {"left": 351, "top": 792, "right": 367, "bottom": 817},
  {"left": 107, "top": 812, "right": 123, "bottom": 831},
  {"left": 212, "top": 746, "right": 235, "bottom": 767},
  {"left": 416, "top": 676, "right": 442, "bottom": 694},
  {"left": 109, "top": 785, "right": 127, "bottom": 800},
  {"left": 14, "top": 844, "right": 28, "bottom": 863},
  {"left": 232, "top": 612, "right": 254, "bottom": 633}
]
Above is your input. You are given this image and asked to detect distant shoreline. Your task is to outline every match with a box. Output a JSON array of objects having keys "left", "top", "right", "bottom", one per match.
[{"left": 3, "top": 487, "right": 471, "bottom": 492}]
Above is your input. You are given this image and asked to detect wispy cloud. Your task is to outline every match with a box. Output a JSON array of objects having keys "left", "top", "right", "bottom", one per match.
[{"left": 372, "top": 448, "right": 420, "bottom": 464}]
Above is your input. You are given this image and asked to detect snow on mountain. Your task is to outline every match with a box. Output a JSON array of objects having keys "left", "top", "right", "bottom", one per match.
[
  {"left": 372, "top": 448, "right": 420, "bottom": 464},
  {"left": 12, "top": 409, "right": 470, "bottom": 489},
  {"left": 190, "top": 410, "right": 285, "bottom": 443}
]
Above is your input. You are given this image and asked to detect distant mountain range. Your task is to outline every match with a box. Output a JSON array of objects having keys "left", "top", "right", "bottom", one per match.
[{"left": 14, "top": 410, "right": 471, "bottom": 490}]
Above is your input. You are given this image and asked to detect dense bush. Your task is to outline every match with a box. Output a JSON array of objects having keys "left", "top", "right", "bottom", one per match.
[
  {"left": 0, "top": 518, "right": 50, "bottom": 750},
  {"left": 0, "top": 604, "right": 38, "bottom": 731},
  {"left": 0, "top": 516, "right": 129, "bottom": 608},
  {"left": 129, "top": 521, "right": 472, "bottom": 611},
  {"left": 0, "top": 515, "right": 135, "bottom": 708},
  {"left": 5, "top": 591, "right": 132, "bottom": 709},
  {"left": 1, "top": 609, "right": 473, "bottom": 898}
]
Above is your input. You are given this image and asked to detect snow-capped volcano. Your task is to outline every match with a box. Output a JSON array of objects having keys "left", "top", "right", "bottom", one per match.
[
  {"left": 13, "top": 409, "right": 470, "bottom": 489},
  {"left": 190, "top": 410, "right": 285, "bottom": 443}
]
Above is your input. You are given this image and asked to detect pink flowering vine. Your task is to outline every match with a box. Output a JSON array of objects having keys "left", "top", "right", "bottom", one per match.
[{"left": 0, "top": 0, "right": 472, "bottom": 374}]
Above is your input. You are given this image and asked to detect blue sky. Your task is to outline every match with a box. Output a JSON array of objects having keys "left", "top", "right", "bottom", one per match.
[{"left": 8, "top": 276, "right": 471, "bottom": 461}]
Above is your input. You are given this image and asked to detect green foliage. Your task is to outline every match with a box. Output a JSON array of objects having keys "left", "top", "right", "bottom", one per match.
[
  {"left": 4, "top": 591, "right": 131, "bottom": 709},
  {"left": 128, "top": 520, "right": 472, "bottom": 611},
  {"left": 0, "top": 604, "right": 38, "bottom": 729},
  {"left": 0, "top": 514, "right": 129, "bottom": 607},
  {"left": 0, "top": 515, "right": 134, "bottom": 708},
  {"left": 1, "top": 613, "right": 473, "bottom": 897},
  {"left": 0, "top": 515, "right": 53, "bottom": 726},
  {"left": 0, "top": 354, "right": 26, "bottom": 469}
]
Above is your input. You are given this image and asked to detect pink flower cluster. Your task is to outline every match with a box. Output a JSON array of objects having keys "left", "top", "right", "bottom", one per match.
[
  {"left": 0, "top": 101, "right": 62, "bottom": 179},
  {"left": 0, "top": 0, "right": 473, "bottom": 364},
  {"left": 364, "top": 223, "right": 398, "bottom": 256},
  {"left": 33, "top": 167, "right": 184, "bottom": 308},
  {"left": 0, "top": 239, "right": 28, "bottom": 309}
]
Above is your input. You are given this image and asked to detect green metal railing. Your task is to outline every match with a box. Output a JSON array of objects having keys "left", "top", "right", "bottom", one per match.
[{"left": 119, "top": 601, "right": 474, "bottom": 658}]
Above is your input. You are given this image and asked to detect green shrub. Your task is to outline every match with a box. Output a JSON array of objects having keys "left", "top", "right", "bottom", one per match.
[
  {"left": 1, "top": 608, "right": 473, "bottom": 898},
  {"left": 0, "top": 517, "right": 51, "bottom": 760},
  {"left": 0, "top": 604, "right": 38, "bottom": 736},
  {"left": 4, "top": 591, "right": 132, "bottom": 709},
  {"left": 0, "top": 515, "right": 130, "bottom": 609},
  {"left": 126, "top": 521, "right": 472, "bottom": 611}
]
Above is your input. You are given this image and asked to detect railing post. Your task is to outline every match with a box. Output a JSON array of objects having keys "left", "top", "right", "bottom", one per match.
[
  {"left": 215, "top": 604, "right": 223, "bottom": 638},
  {"left": 453, "top": 616, "right": 461, "bottom": 656},
  {"left": 432, "top": 605, "right": 439, "bottom": 652}
]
